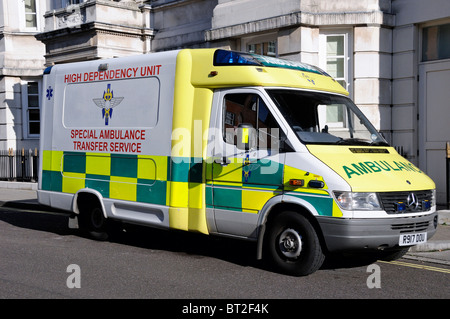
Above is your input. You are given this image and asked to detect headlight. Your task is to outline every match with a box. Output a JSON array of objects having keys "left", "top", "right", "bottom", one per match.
[
  {"left": 334, "top": 191, "right": 382, "bottom": 211},
  {"left": 431, "top": 189, "right": 436, "bottom": 206}
]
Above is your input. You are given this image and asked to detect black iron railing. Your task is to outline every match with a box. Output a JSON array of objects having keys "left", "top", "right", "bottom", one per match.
[{"left": 0, "top": 148, "right": 39, "bottom": 182}]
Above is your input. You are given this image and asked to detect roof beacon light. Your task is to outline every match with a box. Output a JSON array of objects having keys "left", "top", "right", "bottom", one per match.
[
  {"left": 214, "top": 50, "right": 262, "bottom": 66},
  {"left": 213, "top": 49, "right": 330, "bottom": 77}
]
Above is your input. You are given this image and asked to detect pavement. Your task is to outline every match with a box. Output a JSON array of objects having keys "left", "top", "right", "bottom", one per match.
[{"left": 0, "top": 182, "right": 449, "bottom": 266}]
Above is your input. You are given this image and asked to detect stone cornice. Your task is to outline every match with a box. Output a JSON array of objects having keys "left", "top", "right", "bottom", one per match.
[
  {"left": 150, "top": 0, "right": 204, "bottom": 12},
  {"left": 36, "top": 21, "right": 155, "bottom": 42},
  {"left": 206, "top": 11, "right": 395, "bottom": 41},
  {"left": 43, "top": 0, "right": 141, "bottom": 18}
]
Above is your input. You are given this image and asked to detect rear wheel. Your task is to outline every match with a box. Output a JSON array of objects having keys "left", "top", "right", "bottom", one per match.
[
  {"left": 78, "top": 196, "right": 109, "bottom": 241},
  {"left": 265, "top": 211, "right": 325, "bottom": 276}
]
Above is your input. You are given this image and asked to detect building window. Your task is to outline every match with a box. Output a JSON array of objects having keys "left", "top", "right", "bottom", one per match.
[
  {"left": 54, "top": 0, "right": 83, "bottom": 9},
  {"left": 247, "top": 41, "right": 277, "bottom": 56},
  {"left": 319, "top": 30, "right": 353, "bottom": 127},
  {"left": 325, "top": 35, "right": 347, "bottom": 89},
  {"left": 24, "top": 0, "right": 37, "bottom": 28},
  {"left": 22, "top": 82, "right": 41, "bottom": 138},
  {"left": 63, "top": 0, "right": 82, "bottom": 6},
  {"left": 422, "top": 23, "right": 450, "bottom": 62}
]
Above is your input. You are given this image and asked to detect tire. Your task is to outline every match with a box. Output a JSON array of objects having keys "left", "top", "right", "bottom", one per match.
[
  {"left": 265, "top": 211, "right": 325, "bottom": 276},
  {"left": 78, "top": 200, "right": 109, "bottom": 241}
]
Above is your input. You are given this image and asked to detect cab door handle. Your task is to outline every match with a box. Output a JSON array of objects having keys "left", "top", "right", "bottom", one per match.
[{"left": 214, "top": 156, "right": 230, "bottom": 166}]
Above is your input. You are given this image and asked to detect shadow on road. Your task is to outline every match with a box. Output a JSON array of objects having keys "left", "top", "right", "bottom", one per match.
[
  {"left": 0, "top": 207, "right": 377, "bottom": 275},
  {"left": 0, "top": 206, "right": 71, "bottom": 235}
]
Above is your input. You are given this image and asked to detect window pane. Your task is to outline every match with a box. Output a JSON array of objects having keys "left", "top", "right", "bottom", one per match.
[
  {"left": 29, "top": 122, "right": 40, "bottom": 135},
  {"left": 423, "top": 26, "right": 439, "bottom": 61},
  {"left": 264, "top": 41, "right": 276, "bottom": 56},
  {"left": 25, "top": 15, "right": 37, "bottom": 28},
  {"left": 24, "top": 0, "right": 36, "bottom": 13},
  {"left": 247, "top": 41, "right": 277, "bottom": 56},
  {"left": 29, "top": 109, "right": 40, "bottom": 121},
  {"left": 25, "top": 0, "right": 37, "bottom": 28},
  {"left": 223, "top": 93, "right": 257, "bottom": 144},
  {"left": 222, "top": 93, "right": 280, "bottom": 149},
  {"left": 267, "top": 89, "right": 387, "bottom": 145},
  {"left": 27, "top": 82, "right": 38, "bottom": 94},
  {"left": 422, "top": 23, "right": 450, "bottom": 61},
  {"left": 26, "top": 81, "right": 40, "bottom": 136},
  {"left": 255, "top": 44, "right": 262, "bottom": 55},
  {"left": 326, "top": 104, "right": 344, "bottom": 123},
  {"left": 327, "top": 36, "right": 344, "bottom": 56},
  {"left": 257, "top": 98, "right": 279, "bottom": 149},
  {"left": 28, "top": 95, "right": 39, "bottom": 108},
  {"left": 326, "top": 57, "right": 345, "bottom": 78}
]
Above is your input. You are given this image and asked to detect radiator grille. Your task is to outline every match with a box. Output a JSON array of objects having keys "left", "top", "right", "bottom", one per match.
[{"left": 379, "top": 190, "right": 433, "bottom": 214}]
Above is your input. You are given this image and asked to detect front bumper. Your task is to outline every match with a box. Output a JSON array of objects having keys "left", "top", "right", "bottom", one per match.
[{"left": 317, "top": 212, "right": 438, "bottom": 252}]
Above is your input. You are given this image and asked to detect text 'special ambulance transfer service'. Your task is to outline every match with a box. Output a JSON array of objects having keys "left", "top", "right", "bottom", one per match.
[{"left": 38, "top": 49, "right": 437, "bottom": 276}]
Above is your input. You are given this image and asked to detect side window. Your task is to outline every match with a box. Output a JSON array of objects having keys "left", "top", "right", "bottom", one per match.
[
  {"left": 21, "top": 81, "right": 41, "bottom": 138},
  {"left": 222, "top": 93, "right": 280, "bottom": 150}
]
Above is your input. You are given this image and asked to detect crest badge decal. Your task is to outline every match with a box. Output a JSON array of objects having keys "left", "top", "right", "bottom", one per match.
[{"left": 93, "top": 84, "right": 124, "bottom": 125}]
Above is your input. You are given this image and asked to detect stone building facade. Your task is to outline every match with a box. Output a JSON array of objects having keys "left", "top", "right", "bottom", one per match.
[
  {"left": 0, "top": 0, "right": 46, "bottom": 151},
  {"left": 1, "top": 0, "right": 449, "bottom": 203}
]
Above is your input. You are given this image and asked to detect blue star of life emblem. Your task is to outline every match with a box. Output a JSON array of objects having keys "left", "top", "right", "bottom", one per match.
[{"left": 46, "top": 86, "right": 53, "bottom": 100}]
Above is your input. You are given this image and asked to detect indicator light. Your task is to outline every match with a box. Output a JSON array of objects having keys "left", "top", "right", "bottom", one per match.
[{"left": 289, "top": 179, "right": 304, "bottom": 186}]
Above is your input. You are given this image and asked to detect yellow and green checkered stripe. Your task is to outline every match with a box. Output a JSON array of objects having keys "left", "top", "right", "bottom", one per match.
[
  {"left": 204, "top": 158, "right": 342, "bottom": 217},
  {"left": 205, "top": 158, "right": 284, "bottom": 213},
  {"left": 41, "top": 151, "right": 204, "bottom": 206},
  {"left": 41, "top": 150, "right": 342, "bottom": 222},
  {"left": 206, "top": 185, "right": 337, "bottom": 217}
]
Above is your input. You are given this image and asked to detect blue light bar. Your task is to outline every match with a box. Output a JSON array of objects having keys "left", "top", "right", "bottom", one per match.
[
  {"left": 252, "top": 54, "right": 326, "bottom": 75},
  {"left": 213, "top": 49, "right": 330, "bottom": 76},
  {"left": 43, "top": 66, "right": 53, "bottom": 75},
  {"left": 214, "top": 50, "right": 262, "bottom": 66}
]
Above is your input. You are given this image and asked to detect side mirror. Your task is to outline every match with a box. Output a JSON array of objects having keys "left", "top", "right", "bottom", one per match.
[{"left": 236, "top": 123, "right": 256, "bottom": 150}]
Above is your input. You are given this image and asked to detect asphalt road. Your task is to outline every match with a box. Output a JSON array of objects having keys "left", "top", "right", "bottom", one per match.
[{"left": 0, "top": 207, "right": 449, "bottom": 303}]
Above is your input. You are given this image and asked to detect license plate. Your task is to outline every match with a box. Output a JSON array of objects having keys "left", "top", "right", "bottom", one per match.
[{"left": 399, "top": 232, "right": 427, "bottom": 246}]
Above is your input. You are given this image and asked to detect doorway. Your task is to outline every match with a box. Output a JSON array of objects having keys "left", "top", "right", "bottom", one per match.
[{"left": 418, "top": 60, "right": 450, "bottom": 205}]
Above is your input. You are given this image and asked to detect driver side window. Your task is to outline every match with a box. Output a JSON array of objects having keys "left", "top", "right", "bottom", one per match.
[{"left": 222, "top": 93, "right": 280, "bottom": 150}]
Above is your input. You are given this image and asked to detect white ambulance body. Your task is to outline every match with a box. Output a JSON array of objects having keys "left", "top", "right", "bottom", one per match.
[{"left": 38, "top": 49, "right": 437, "bottom": 276}]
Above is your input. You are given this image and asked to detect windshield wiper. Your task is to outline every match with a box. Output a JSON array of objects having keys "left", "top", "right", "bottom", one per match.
[
  {"left": 335, "top": 138, "right": 372, "bottom": 146},
  {"left": 336, "top": 138, "right": 390, "bottom": 146},
  {"left": 370, "top": 141, "right": 390, "bottom": 146}
]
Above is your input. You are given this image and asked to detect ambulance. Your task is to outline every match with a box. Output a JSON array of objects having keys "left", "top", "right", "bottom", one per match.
[{"left": 38, "top": 49, "right": 437, "bottom": 276}]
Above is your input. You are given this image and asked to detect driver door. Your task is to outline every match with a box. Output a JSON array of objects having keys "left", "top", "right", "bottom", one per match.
[{"left": 207, "top": 88, "right": 285, "bottom": 237}]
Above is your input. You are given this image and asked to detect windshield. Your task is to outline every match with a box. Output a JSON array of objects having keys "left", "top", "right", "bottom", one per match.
[{"left": 266, "top": 89, "right": 388, "bottom": 146}]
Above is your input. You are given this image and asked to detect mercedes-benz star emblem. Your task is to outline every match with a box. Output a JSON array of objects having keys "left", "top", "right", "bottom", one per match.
[{"left": 407, "top": 193, "right": 419, "bottom": 210}]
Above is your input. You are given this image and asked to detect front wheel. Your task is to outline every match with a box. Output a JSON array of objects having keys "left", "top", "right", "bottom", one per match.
[{"left": 265, "top": 211, "right": 325, "bottom": 276}]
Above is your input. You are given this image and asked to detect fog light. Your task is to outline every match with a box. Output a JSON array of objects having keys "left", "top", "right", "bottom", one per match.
[
  {"left": 395, "top": 202, "right": 406, "bottom": 212},
  {"left": 422, "top": 200, "right": 431, "bottom": 210}
]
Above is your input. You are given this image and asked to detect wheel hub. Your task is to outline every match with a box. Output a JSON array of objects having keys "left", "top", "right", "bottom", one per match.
[{"left": 278, "top": 228, "right": 302, "bottom": 259}]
